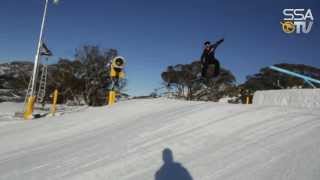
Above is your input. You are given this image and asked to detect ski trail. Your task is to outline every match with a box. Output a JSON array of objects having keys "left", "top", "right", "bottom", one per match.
[{"left": 0, "top": 99, "right": 319, "bottom": 180}]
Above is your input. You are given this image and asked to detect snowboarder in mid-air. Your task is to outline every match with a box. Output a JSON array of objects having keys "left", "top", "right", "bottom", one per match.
[{"left": 200, "top": 38, "right": 224, "bottom": 79}]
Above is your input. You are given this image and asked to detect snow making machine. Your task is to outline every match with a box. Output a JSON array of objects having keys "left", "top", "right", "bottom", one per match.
[{"left": 108, "top": 56, "right": 126, "bottom": 105}]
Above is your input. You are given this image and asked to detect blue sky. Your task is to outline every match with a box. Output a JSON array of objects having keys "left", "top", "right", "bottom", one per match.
[{"left": 0, "top": 0, "right": 319, "bottom": 96}]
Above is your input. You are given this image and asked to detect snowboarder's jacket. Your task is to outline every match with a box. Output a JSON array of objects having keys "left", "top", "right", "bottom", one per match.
[{"left": 201, "top": 38, "right": 224, "bottom": 65}]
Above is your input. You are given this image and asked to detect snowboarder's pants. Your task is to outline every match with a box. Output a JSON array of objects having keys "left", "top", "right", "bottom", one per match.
[
  {"left": 202, "top": 60, "right": 220, "bottom": 78},
  {"left": 201, "top": 64, "right": 208, "bottom": 77}
]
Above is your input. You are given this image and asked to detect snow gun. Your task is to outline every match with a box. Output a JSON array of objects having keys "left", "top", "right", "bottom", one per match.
[{"left": 109, "top": 56, "right": 126, "bottom": 105}]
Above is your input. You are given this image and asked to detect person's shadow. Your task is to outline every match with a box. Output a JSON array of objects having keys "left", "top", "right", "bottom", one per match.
[{"left": 155, "top": 148, "right": 193, "bottom": 180}]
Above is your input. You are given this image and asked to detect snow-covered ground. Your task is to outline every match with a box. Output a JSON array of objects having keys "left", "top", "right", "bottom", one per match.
[
  {"left": 0, "top": 98, "right": 319, "bottom": 180},
  {"left": 0, "top": 102, "right": 24, "bottom": 126}
]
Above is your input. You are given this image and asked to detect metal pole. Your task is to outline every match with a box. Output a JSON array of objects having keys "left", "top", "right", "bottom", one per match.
[
  {"left": 30, "top": 0, "right": 49, "bottom": 96},
  {"left": 270, "top": 66, "right": 320, "bottom": 85},
  {"left": 305, "top": 80, "right": 316, "bottom": 88}
]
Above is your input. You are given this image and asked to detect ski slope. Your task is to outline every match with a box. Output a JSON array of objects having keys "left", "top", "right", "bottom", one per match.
[{"left": 0, "top": 98, "right": 319, "bottom": 180}]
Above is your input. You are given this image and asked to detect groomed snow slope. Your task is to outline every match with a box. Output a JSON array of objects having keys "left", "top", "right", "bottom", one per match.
[{"left": 0, "top": 99, "right": 320, "bottom": 180}]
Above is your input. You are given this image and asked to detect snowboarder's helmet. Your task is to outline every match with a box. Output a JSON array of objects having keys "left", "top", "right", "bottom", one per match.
[{"left": 204, "top": 41, "right": 211, "bottom": 45}]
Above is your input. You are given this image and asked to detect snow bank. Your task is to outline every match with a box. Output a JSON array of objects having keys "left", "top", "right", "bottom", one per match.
[
  {"left": 0, "top": 102, "right": 24, "bottom": 115},
  {"left": 253, "top": 89, "right": 320, "bottom": 109}
]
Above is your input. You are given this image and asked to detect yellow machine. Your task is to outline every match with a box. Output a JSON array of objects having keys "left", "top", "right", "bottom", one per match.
[
  {"left": 110, "top": 56, "right": 126, "bottom": 78},
  {"left": 108, "top": 56, "right": 126, "bottom": 105}
]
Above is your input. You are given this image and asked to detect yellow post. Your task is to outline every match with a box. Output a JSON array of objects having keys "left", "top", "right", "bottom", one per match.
[
  {"left": 246, "top": 96, "right": 250, "bottom": 104},
  {"left": 108, "top": 91, "right": 116, "bottom": 105},
  {"left": 51, "top": 89, "right": 58, "bottom": 115},
  {"left": 24, "top": 96, "right": 36, "bottom": 120}
]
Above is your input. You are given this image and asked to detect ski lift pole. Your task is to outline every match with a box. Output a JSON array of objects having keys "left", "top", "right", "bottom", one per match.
[
  {"left": 24, "top": 0, "right": 49, "bottom": 120},
  {"left": 269, "top": 66, "right": 320, "bottom": 88}
]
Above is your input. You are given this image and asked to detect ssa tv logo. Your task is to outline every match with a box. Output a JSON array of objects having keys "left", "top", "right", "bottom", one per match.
[{"left": 281, "top": 9, "right": 314, "bottom": 34}]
